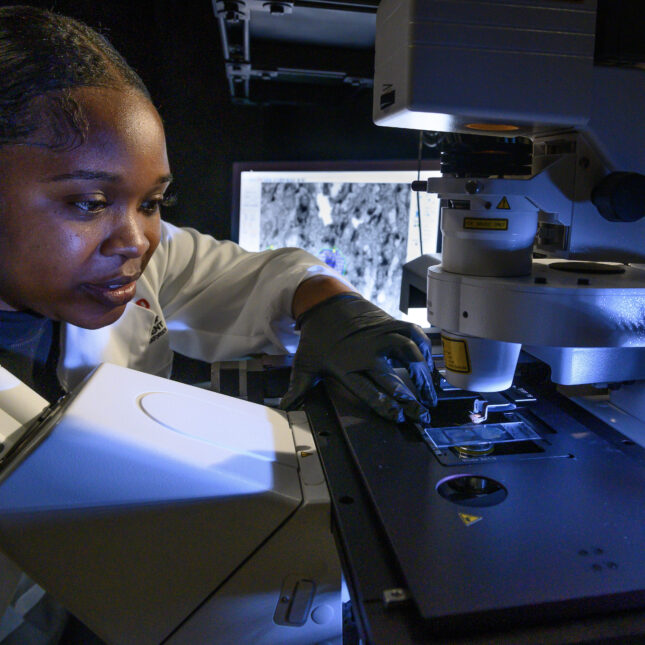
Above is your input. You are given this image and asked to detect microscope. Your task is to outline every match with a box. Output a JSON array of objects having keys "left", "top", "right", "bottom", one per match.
[
  {"left": 304, "top": 0, "right": 645, "bottom": 639},
  {"left": 375, "top": 0, "right": 645, "bottom": 417},
  {"left": 0, "top": 361, "right": 343, "bottom": 645}
]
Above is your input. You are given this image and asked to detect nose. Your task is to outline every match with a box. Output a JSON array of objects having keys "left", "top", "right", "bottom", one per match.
[{"left": 100, "top": 210, "right": 153, "bottom": 259}]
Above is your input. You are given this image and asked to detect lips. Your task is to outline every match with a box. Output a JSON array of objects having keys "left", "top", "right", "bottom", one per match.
[{"left": 81, "top": 273, "right": 141, "bottom": 308}]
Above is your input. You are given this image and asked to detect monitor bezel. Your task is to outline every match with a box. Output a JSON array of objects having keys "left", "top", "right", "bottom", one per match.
[{"left": 230, "top": 159, "right": 441, "bottom": 243}]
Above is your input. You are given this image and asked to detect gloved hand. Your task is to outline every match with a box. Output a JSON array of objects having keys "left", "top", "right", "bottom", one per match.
[{"left": 280, "top": 293, "right": 438, "bottom": 426}]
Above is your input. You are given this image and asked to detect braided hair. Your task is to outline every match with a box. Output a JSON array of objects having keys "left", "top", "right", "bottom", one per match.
[{"left": 0, "top": 5, "right": 150, "bottom": 150}]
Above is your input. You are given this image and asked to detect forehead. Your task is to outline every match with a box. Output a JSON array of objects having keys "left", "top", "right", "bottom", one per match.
[
  {"left": 80, "top": 88, "right": 167, "bottom": 159},
  {"left": 0, "top": 87, "right": 170, "bottom": 182}
]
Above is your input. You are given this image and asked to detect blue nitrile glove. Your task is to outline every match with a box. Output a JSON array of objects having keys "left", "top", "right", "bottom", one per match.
[{"left": 280, "top": 293, "right": 438, "bottom": 426}]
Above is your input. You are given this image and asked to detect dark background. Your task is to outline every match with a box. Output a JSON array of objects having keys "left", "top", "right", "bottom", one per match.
[
  {"left": 1, "top": 1, "right": 641, "bottom": 241},
  {"left": 0, "top": 0, "right": 421, "bottom": 240}
]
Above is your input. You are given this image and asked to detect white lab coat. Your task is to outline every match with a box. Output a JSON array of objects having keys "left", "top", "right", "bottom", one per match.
[{"left": 57, "top": 221, "right": 346, "bottom": 392}]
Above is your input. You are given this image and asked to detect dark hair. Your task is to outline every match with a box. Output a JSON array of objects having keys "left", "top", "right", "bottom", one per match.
[{"left": 0, "top": 5, "right": 151, "bottom": 150}]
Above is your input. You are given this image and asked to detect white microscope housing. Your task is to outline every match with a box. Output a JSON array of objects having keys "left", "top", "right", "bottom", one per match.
[
  {"left": 0, "top": 364, "right": 342, "bottom": 645},
  {"left": 374, "top": 0, "right": 645, "bottom": 410}
]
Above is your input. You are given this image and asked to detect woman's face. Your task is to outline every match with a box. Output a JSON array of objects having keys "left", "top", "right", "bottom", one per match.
[{"left": 0, "top": 87, "right": 172, "bottom": 329}]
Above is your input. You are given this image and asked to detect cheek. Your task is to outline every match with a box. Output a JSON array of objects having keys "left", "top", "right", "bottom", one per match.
[
  {"left": 34, "top": 224, "right": 101, "bottom": 268},
  {"left": 58, "top": 228, "right": 94, "bottom": 258},
  {"left": 24, "top": 221, "right": 106, "bottom": 284}
]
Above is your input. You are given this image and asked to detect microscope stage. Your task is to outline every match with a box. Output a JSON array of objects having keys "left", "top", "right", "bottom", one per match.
[{"left": 321, "top": 378, "right": 645, "bottom": 634}]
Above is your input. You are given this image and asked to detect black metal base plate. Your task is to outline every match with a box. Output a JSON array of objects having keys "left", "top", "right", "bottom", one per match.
[{"left": 307, "top": 375, "right": 645, "bottom": 643}]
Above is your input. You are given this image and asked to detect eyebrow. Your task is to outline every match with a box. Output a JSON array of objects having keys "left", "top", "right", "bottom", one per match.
[{"left": 42, "top": 170, "right": 174, "bottom": 185}]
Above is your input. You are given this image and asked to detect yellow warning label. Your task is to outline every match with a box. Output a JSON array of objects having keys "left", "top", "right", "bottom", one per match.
[
  {"left": 459, "top": 512, "right": 483, "bottom": 527},
  {"left": 496, "top": 196, "right": 511, "bottom": 210},
  {"left": 441, "top": 336, "right": 471, "bottom": 374},
  {"left": 463, "top": 217, "right": 508, "bottom": 231}
]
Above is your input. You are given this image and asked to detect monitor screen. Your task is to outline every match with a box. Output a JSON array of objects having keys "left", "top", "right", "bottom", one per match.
[{"left": 233, "top": 161, "right": 441, "bottom": 325}]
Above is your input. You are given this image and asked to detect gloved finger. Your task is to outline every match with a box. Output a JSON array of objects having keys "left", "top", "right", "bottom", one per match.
[
  {"left": 407, "top": 360, "right": 438, "bottom": 408},
  {"left": 339, "top": 371, "right": 407, "bottom": 423},
  {"left": 368, "top": 366, "right": 432, "bottom": 426},
  {"left": 405, "top": 324, "right": 435, "bottom": 367},
  {"left": 280, "top": 369, "right": 318, "bottom": 411},
  {"left": 383, "top": 335, "right": 438, "bottom": 408}
]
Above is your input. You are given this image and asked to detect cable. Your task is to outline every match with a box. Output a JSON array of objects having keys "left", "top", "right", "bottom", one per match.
[{"left": 416, "top": 130, "right": 424, "bottom": 255}]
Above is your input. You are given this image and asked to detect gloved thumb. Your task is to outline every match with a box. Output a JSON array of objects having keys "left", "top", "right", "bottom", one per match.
[{"left": 280, "top": 369, "right": 318, "bottom": 411}]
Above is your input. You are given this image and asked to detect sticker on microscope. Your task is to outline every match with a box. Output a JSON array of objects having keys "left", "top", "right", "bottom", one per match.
[
  {"left": 458, "top": 512, "right": 483, "bottom": 527},
  {"left": 463, "top": 217, "right": 509, "bottom": 230},
  {"left": 496, "top": 196, "right": 511, "bottom": 210},
  {"left": 424, "top": 421, "right": 540, "bottom": 449},
  {"left": 441, "top": 336, "right": 471, "bottom": 373}
]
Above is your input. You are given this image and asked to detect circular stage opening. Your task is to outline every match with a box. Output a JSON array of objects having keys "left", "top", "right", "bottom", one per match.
[{"left": 436, "top": 474, "right": 507, "bottom": 507}]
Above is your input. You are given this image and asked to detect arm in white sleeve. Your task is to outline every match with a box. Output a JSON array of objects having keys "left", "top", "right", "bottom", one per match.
[{"left": 151, "top": 222, "right": 351, "bottom": 361}]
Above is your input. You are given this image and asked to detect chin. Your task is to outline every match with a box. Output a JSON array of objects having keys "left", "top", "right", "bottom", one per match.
[{"left": 69, "top": 304, "right": 128, "bottom": 329}]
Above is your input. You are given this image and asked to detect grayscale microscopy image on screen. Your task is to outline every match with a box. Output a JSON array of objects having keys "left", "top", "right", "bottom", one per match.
[{"left": 260, "top": 181, "right": 410, "bottom": 317}]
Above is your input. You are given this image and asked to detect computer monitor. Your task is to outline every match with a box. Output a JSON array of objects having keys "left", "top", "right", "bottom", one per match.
[{"left": 232, "top": 160, "right": 441, "bottom": 325}]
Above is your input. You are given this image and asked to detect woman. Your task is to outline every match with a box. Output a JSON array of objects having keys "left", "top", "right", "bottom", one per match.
[
  {"left": 0, "top": 5, "right": 436, "bottom": 421},
  {"left": 0, "top": 5, "right": 436, "bottom": 642}
]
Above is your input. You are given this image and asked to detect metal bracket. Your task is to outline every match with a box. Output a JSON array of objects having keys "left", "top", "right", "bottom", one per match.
[{"left": 383, "top": 587, "right": 410, "bottom": 607}]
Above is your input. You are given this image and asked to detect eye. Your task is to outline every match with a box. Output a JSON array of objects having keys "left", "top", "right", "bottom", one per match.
[
  {"left": 140, "top": 192, "right": 178, "bottom": 215},
  {"left": 72, "top": 198, "right": 109, "bottom": 213}
]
